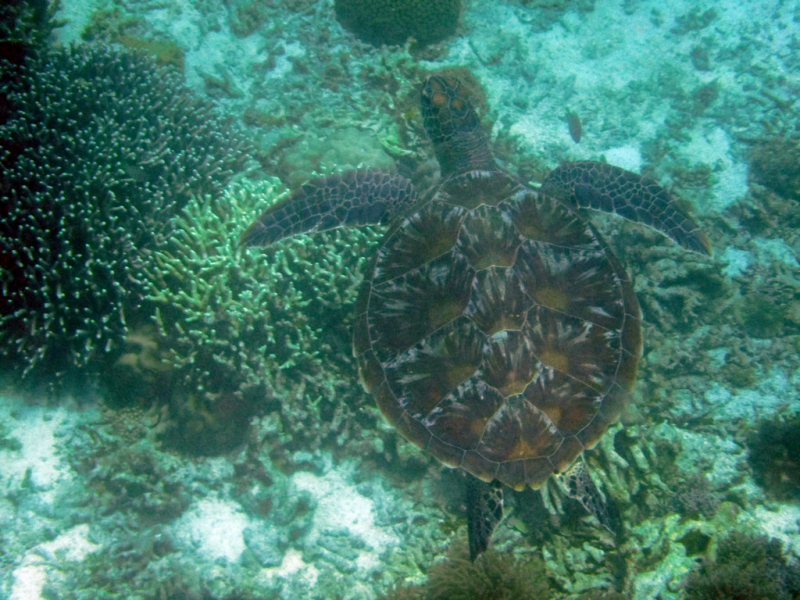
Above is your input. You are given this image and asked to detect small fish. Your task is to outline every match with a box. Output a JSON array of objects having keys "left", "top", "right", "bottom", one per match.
[{"left": 566, "top": 110, "right": 582, "bottom": 143}]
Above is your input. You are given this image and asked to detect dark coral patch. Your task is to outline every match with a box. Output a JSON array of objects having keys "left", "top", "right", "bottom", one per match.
[
  {"left": 335, "top": 0, "right": 461, "bottom": 46},
  {"left": 747, "top": 414, "right": 800, "bottom": 501}
]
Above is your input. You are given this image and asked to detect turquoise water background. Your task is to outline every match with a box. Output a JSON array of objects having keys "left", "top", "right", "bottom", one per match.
[{"left": 1, "top": 0, "right": 799, "bottom": 598}]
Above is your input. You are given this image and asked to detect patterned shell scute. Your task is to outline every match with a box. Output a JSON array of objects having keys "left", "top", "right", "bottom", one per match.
[{"left": 355, "top": 174, "right": 642, "bottom": 491}]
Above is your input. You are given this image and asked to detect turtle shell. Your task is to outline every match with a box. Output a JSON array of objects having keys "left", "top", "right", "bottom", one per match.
[{"left": 353, "top": 171, "right": 642, "bottom": 491}]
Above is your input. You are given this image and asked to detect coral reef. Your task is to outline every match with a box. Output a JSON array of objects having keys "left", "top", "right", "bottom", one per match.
[
  {"left": 3, "top": 0, "right": 800, "bottom": 597},
  {"left": 683, "top": 531, "right": 800, "bottom": 600},
  {"left": 0, "top": 0, "right": 57, "bottom": 65},
  {"left": 67, "top": 405, "right": 192, "bottom": 525},
  {"left": 0, "top": 43, "right": 248, "bottom": 386},
  {"left": 671, "top": 473, "right": 721, "bottom": 519},
  {"left": 334, "top": 0, "right": 461, "bottom": 46},
  {"left": 747, "top": 413, "right": 800, "bottom": 501},
  {"left": 380, "top": 545, "right": 553, "bottom": 600}
]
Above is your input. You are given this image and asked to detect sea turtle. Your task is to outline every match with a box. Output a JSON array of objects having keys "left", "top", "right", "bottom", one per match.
[{"left": 241, "top": 73, "right": 710, "bottom": 558}]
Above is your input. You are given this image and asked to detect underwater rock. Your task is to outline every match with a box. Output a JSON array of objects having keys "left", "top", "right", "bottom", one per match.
[{"left": 278, "top": 126, "right": 396, "bottom": 187}]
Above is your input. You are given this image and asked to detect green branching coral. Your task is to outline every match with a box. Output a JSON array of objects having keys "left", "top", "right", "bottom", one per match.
[
  {"left": 334, "top": 0, "right": 461, "bottom": 46},
  {"left": 0, "top": 43, "right": 249, "bottom": 386},
  {"left": 143, "top": 178, "right": 384, "bottom": 455}
]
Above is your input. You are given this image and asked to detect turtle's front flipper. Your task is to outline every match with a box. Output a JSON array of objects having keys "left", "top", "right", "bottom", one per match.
[
  {"left": 240, "top": 169, "right": 418, "bottom": 247},
  {"left": 542, "top": 161, "right": 711, "bottom": 255},
  {"left": 466, "top": 476, "right": 504, "bottom": 561}
]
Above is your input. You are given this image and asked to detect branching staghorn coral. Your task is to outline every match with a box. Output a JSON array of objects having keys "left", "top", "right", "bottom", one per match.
[{"left": 142, "top": 177, "right": 384, "bottom": 454}]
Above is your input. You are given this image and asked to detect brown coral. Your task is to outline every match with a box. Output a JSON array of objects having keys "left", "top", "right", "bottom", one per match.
[
  {"left": 379, "top": 545, "right": 553, "bottom": 600},
  {"left": 749, "top": 133, "right": 800, "bottom": 201}
]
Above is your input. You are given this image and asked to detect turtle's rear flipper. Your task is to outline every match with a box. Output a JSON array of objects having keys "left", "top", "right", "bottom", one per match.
[
  {"left": 542, "top": 161, "right": 711, "bottom": 255},
  {"left": 240, "top": 168, "right": 417, "bottom": 247},
  {"left": 562, "top": 459, "right": 617, "bottom": 535},
  {"left": 467, "top": 476, "right": 504, "bottom": 561}
]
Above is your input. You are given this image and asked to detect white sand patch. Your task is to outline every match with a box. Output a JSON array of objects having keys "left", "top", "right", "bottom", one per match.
[
  {"left": 748, "top": 504, "right": 800, "bottom": 557},
  {"left": 508, "top": 113, "right": 563, "bottom": 159},
  {"left": 266, "top": 548, "right": 319, "bottom": 587},
  {"left": 172, "top": 497, "right": 249, "bottom": 562},
  {"left": 752, "top": 238, "right": 800, "bottom": 269},
  {"left": 682, "top": 127, "right": 748, "bottom": 213},
  {"left": 604, "top": 145, "right": 643, "bottom": 173},
  {"left": 10, "top": 524, "right": 99, "bottom": 600},
  {"left": 0, "top": 397, "right": 76, "bottom": 506},
  {"left": 720, "top": 247, "right": 752, "bottom": 278},
  {"left": 291, "top": 469, "right": 398, "bottom": 554}
]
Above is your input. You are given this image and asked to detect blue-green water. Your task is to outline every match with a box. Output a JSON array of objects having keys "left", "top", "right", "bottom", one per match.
[{"left": 1, "top": 0, "right": 799, "bottom": 598}]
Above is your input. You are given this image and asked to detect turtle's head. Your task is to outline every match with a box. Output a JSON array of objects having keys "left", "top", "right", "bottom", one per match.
[{"left": 421, "top": 75, "right": 497, "bottom": 178}]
